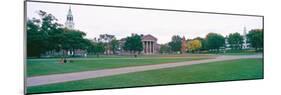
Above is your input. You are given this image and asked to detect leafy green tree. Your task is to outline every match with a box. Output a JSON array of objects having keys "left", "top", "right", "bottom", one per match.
[
  {"left": 110, "top": 38, "right": 119, "bottom": 54},
  {"left": 94, "top": 42, "right": 105, "bottom": 57},
  {"left": 168, "top": 35, "right": 182, "bottom": 53},
  {"left": 47, "top": 28, "right": 65, "bottom": 52},
  {"left": 37, "top": 10, "right": 62, "bottom": 51},
  {"left": 194, "top": 37, "right": 208, "bottom": 51},
  {"left": 227, "top": 32, "right": 244, "bottom": 50},
  {"left": 206, "top": 33, "right": 225, "bottom": 52},
  {"left": 27, "top": 10, "right": 90, "bottom": 57},
  {"left": 247, "top": 29, "right": 263, "bottom": 51},
  {"left": 87, "top": 41, "right": 105, "bottom": 58},
  {"left": 27, "top": 10, "right": 63, "bottom": 57},
  {"left": 99, "top": 34, "right": 115, "bottom": 55},
  {"left": 123, "top": 34, "right": 143, "bottom": 57},
  {"left": 62, "top": 29, "right": 87, "bottom": 56},
  {"left": 38, "top": 10, "right": 61, "bottom": 33},
  {"left": 159, "top": 44, "right": 171, "bottom": 54},
  {"left": 26, "top": 19, "right": 48, "bottom": 57}
]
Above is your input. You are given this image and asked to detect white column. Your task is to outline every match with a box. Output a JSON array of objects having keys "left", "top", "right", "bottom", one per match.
[
  {"left": 148, "top": 41, "right": 150, "bottom": 54},
  {"left": 145, "top": 41, "right": 148, "bottom": 54},
  {"left": 151, "top": 41, "right": 153, "bottom": 54},
  {"left": 149, "top": 41, "right": 152, "bottom": 54},
  {"left": 152, "top": 42, "right": 154, "bottom": 54},
  {"left": 143, "top": 41, "right": 145, "bottom": 54},
  {"left": 147, "top": 41, "right": 149, "bottom": 54},
  {"left": 150, "top": 41, "right": 152, "bottom": 54},
  {"left": 141, "top": 42, "right": 144, "bottom": 53}
]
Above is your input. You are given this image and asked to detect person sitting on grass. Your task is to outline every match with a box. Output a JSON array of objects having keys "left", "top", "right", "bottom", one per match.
[
  {"left": 59, "top": 58, "right": 64, "bottom": 64},
  {"left": 59, "top": 57, "right": 67, "bottom": 64},
  {"left": 63, "top": 58, "right": 67, "bottom": 63}
]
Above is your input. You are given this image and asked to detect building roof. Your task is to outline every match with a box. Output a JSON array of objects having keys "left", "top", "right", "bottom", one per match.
[{"left": 141, "top": 34, "right": 157, "bottom": 41}]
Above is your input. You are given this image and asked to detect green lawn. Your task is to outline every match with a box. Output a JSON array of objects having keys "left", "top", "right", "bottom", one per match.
[
  {"left": 27, "top": 56, "right": 206, "bottom": 77},
  {"left": 200, "top": 49, "right": 262, "bottom": 55},
  {"left": 27, "top": 58, "right": 263, "bottom": 94},
  {"left": 218, "top": 52, "right": 263, "bottom": 55}
]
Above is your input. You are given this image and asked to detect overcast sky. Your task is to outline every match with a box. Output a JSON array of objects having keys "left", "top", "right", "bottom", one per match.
[{"left": 27, "top": 2, "right": 263, "bottom": 44}]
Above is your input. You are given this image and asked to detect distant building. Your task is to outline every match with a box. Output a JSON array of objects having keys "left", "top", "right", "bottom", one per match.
[
  {"left": 65, "top": 6, "right": 75, "bottom": 29},
  {"left": 141, "top": 34, "right": 160, "bottom": 54},
  {"left": 242, "top": 27, "right": 250, "bottom": 49},
  {"left": 118, "top": 34, "right": 160, "bottom": 55}
]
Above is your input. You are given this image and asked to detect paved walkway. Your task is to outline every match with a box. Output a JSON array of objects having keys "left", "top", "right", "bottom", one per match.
[{"left": 26, "top": 55, "right": 262, "bottom": 87}]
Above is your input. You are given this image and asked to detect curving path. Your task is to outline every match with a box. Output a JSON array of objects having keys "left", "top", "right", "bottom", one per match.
[{"left": 26, "top": 54, "right": 262, "bottom": 87}]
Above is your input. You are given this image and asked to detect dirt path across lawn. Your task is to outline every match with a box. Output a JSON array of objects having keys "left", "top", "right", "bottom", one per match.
[{"left": 26, "top": 54, "right": 262, "bottom": 87}]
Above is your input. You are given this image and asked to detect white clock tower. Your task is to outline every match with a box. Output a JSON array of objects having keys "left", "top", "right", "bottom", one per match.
[{"left": 65, "top": 6, "right": 74, "bottom": 29}]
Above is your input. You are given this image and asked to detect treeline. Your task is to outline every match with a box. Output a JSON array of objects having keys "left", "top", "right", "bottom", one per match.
[
  {"left": 26, "top": 10, "right": 116, "bottom": 57},
  {"left": 27, "top": 10, "right": 263, "bottom": 57},
  {"left": 160, "top": 29, "right": 263, "bottom": 54},
  {"left": 89, "top": 34, "right": 144, "bottom": 57},
  {"left": 87, "top": 34, "right": 119, "bottom": 57},
  {"left": 27, "top": 10, "right": 90, "bottom": 57},
  {"left": 27, "top": 10, "right": 142, "bottom": 58}
]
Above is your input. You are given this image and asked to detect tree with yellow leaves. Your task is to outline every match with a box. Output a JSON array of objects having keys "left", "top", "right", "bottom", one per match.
[{"left": 187, "top": 39, "right": 202, "bottom": 53}]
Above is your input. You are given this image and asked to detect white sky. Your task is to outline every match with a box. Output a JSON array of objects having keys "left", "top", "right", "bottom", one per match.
[{"left": 26, "top": 2, "right": 263, "bottom": 44}]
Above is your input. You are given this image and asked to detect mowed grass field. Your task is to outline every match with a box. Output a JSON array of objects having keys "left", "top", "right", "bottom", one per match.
[
  {"left": 27, "top": 58, "right": 263, "bottom": 94},
  {"left": 27, "top": 54, "right": 210, "bottom": 77}
]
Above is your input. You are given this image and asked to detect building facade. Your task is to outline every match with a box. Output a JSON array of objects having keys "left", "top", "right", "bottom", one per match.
[
  {"left": 141, "top": 34, "right": 160, "bottom": 54},
  {"left": 118, "top": 34, "right": 160, "bottom": 55},
  {"left": 242, "top": 27, "right": 250, "bottom": 49}
]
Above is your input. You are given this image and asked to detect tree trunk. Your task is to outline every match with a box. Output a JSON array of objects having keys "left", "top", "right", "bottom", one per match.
[
  {"left": 72, "top": 49, "right": 75, "bottom": 57},
  {"left": 134, "top": 51, "right": 137, "bottom": 58},
  {"left": 113, "top": 50, "right": 115, "bottom": 55}
]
